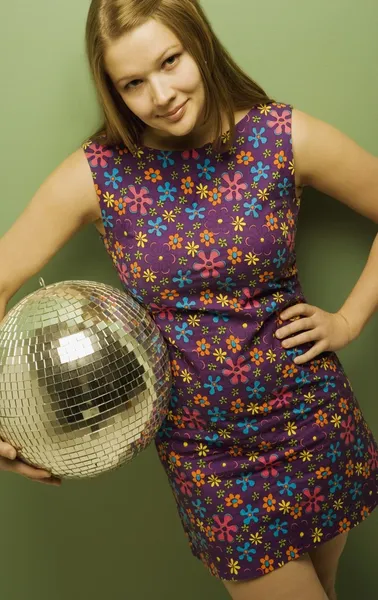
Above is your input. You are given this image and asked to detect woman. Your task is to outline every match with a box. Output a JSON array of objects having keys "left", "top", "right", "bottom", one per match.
[{"left": 0, "top": 1, "right": 377, "bottom": 598}]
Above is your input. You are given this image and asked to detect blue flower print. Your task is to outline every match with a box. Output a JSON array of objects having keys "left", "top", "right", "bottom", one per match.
[
  {"left": 293, "top": 403, "right": 311, "bottom": 420},
  {"left": 148, "top": 217, "right": 168, "bottom": 236},
  {"left": 204, "top": 433, "right": 222, "bottom": 448},
  {"left": 240, "top": 504, "right": 260, "bottom": 526},
  {"left": 278, "top": 177, "right": 293, "bottom": 197},
  {"left": 158, "top": 181, "right": 177, "bottom": 202},
  {"left": 246, "top": 381, "right": 266, "bottom": 400},
  {"left": 266, "top": 301, "right": 277, "bottom": 314},
  {"left": 176, "top": 297, "right": 196, "bottom": 310},
  {"left": 321, "top": 509, "right": 337, "bottom": 528},
  {"left": 273, "top": 249, "right": 287, "bottom": 268},
  {"left": 243, "top": 197, "right": 262, "bottom": 218},
  {"left": 327, "top": 442, "right": 341, "bottom": 464},
  {"left": 269, "top": 518, "right": 288, "bottom": 538},
  {"left": 248, "top": 127, "right": 268, "bottom": 148},
  {"left": 328, "top": 474, "right": 343, "bottom": 493},
  {"left": 104, "top": 168, "right": 122, "bottom": 190},
  {"left": 192, "top": 499, "right": 206, "bottom": 518},
  {"left": 236, "top": 475, "right": 256, "bottom": 493},
  {"left": 203, "top": 375, "right": 223, "bottom": 395},
  {"left": 101, "top": 209, "right": 113, "bottom": 228},
  {"left": 237, "top": 542, "right": 257, "bottom": 562},
  {"left": 237, "top": 418, "right": 259, "bottom": 435},
  {"left": 208, "top": 407, "right": 227, "bottom": 424},
  {"left": 320, "top": 376, "right": 336, "bottom": 393},
  {"left": 353, "top": 438, "right": 365, "bottom": 458},
  {"left": 277, "top": 476, "right": 296, "bottom": 497},
  {"left": 250, "top": 161, "right": 270, "bottom": 183},
  {"left": 185, "top": 202, "right": 206, "bottom": 220},
  {"left": 175, "top": 322, "right": 193, "bottom": 342},
  {"left": 197, "top": 158, "right": 215, "bottom": 180},
  {"left": 172, "top": 270, "right": 193, "bottom": 288},
  {"left": 156, "top": 151, "right": 175, "bottom": 168},
  {"left": 349, "top": 482, "right": 363, "bottom": 501},
  {"left": 295, "top": 371, "right": 311, "bottom": 387}
]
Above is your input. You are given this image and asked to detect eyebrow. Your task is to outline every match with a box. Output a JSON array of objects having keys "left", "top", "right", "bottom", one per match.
[{"left": 116, "top": 45, "right": 181, "bottom": 84}]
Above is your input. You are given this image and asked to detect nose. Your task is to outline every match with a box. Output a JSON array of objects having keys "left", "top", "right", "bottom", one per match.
[{"left": 149, "top": 77, "right": 175, "bottom": 110}]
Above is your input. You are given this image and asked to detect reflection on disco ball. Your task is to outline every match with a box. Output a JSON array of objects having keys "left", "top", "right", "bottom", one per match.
[{"left": 0, "top": 279, "right": 172, "bottom": 479}]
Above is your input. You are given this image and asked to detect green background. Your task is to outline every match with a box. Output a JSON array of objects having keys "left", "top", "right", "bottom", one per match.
[{"left": 0, "top": 1, "right": 377, "bottom": 598}]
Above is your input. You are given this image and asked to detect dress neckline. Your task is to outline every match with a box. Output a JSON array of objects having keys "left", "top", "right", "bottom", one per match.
[{"left": 139, "top": 105, "right": 255, "bottom": 154}]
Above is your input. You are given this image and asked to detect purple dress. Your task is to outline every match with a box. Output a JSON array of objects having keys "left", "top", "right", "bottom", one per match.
[{"left": 82, "top": 102, "right": 378, "bottom": 581}]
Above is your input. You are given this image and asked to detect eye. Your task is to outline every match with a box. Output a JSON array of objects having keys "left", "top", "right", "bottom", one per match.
[{"left": 124, "top": 54, "right": 181, "bottom": 91}]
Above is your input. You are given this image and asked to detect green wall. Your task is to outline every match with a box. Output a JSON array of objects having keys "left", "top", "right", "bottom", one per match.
[{"left": 0, "top": 1, "right": 377, "bottom": 598}]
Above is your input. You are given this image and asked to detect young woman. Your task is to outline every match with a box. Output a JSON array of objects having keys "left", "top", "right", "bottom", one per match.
[{"left": 0, "top": 1, "right": 377, "bottom": 598}]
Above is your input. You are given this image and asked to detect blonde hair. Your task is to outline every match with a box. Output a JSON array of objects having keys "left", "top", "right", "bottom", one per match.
[{"left": 84, "top": 0, "right": 276, "bottom": 154}]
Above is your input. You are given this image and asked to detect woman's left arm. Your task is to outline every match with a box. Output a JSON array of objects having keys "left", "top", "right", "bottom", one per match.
[{"left": 275, "top": 108, "right": 378, "bottom": 365}]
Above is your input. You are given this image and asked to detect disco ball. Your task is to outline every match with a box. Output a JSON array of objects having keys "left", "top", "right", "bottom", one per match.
[{"left": 0, "top": 279, "right": 172, "bottom": 479}]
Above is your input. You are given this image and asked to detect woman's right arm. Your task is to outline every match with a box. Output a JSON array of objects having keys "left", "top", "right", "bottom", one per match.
[{"left": 0, "top": 147, "right": 100, "bottom": 484}]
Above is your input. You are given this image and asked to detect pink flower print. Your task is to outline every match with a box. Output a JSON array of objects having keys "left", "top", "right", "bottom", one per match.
[
  {"left": 340, "top": 414, "right": 356, "bottom": 446},
  {"left": 181, "top": 149, "right": 200, "bottom": 160},
  {"left": 301, "top": 486, "right": 325, "bottom": 513},
  {"left": 86, "top": 143, "right": 113, "bottom": 168},
  {"left": 124, "top": 185, "right": 153, "bottom": 215},
  {"left": 212, "top": 514, "right": 238, "bottom": 542},
  {"left": 193, "top": 249, "right": 226, "bottom": 278},
  {"left": 222, "top": 356, "right": 251, "bottom": 385},
  {"left": 150, "top": 304, "right": 176, "bottom": 322},
  {"left": 266, "top": 109, "right": 292, "bottom": 136},
  {"left": 116, "top": 262, "right": 131, "bottom": 286},
  {"left": 269, "top": 387, "right": 293, "bottom": 410},
  {"left": 367, "top": 443, "right": 378, "bottom": 471},
  {"left": 219, "top": 171, "right": 248, "bottom": 201},
  {"left": 182, "top": 407, "right": 206, "bottom": 430},
  {"left": 256, "top": 454, "right": 281, "bottom": 478},
  {"left": 175, "top": 471, "right": 194, "bottom": 497},
  {"left": 240, "top": 287, "right": 262, "bottom": 309}
]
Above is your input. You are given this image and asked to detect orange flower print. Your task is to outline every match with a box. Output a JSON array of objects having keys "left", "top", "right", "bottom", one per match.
[
  {"left": 260, "top": 554, "right": 275, "bottom": 574},
  {"left": 225, "top": 493, "right": 243, "bottom": 508},
  {"left": 94, "top": 183, "right": 102, "bottom": 199},
  {"left": 114, "top": 241, "right": 124, "bottom": 260},
  {"left": 286, "top": 209, "right": 294, "bottom": 227},
  {"left": 129, "top": 262, "right": 141, "bottom": 278},
  {"left": 181, "top": 176, "right": 195, "bottom": 194},
  {"left": 339, "top": 518, "right": 351, "bottom": 533},
  {"left": 290, "top": 503, "right": 303, "bottom": 519},
  {"left": 208, "top": 187, "right": 222, "bottom": 205},
  {"left": 230, "top": 398, "right": 245, "bottom": 414},
  {"left": 227, "top": 335, "right": 242, "bottom": 354},
  {"left": 345, "top": 460, "right": 354, "bottom": 477},
  {"left": 200, "top": 289, "right": 214, "bottom": 305},
  {"left": 227, "top": 246, "right": 243, "bottom": 264},
  {"left": 286, "top": 546, "right": 300, "bottom": 561},
  {"left": 265, "top": 213, "right": 279, "bottom": 230},
  {"left": 274, "top": 150, "right": 287, "bottom": 169},
  {"left": 200, "top": 229, "right": 215, "bottom": 246},
  {"left": 315, "top": 410, "right": 328, "bottom": 427},
  {"left": 168, "top": 451, "right": 182, "bottom": 470},
  {"left": 315, "top": 466, "right": 332, "bottom": 479},
  {"left": 250, "top": 347, "right": 264, "bottom": 366},
  {"left": 144, "top": 168, "right": 163, "bottom": 183},
  {"left": 263, "top": 494, "right": 276, "bottom": 512},
  {"left": 236, "top": 150, "right": 255, "bottom": 165},
  {"left": 196, "top": 338, "right": 211, "bottom": 357},
  {"left": 193, "top": 394, "right": 210, "bottom": 408},
  {"left": 259, "top": 271, "right": 274, "bottom": 283},
  {"left": 282, "top": 364, "right": 298, "bottom": 378},
  {"left": 168, "top": 233, "right": 184, "bottom": 250},
  {"left": 114, "top": 197, "right": 127, "bottom": 216},
  {"left": 192, "top": 469, "right": 206, "bottom": 487},
  {"left": 339, "top": 397, "right": 349, "bottom": 414},
  {"left": 161, "top": 289, "right": 180, "bottom": 301}
]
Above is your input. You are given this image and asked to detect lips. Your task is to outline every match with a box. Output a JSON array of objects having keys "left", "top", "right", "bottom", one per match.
[{"left": 161, "top": 101, "right": 187, "bottom": 118}]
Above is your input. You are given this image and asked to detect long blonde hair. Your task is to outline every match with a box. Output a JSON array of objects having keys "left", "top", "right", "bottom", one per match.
[{"left": 84, "top": 0, "right": 276, "bottom": 154}]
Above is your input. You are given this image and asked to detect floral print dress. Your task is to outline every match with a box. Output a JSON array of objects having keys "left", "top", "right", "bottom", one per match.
[{"left": 82, "top": 102, "right": 378, "bottom": 581}]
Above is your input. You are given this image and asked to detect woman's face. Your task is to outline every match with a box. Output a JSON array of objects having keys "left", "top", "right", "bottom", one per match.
[{"left": 105, "top": 18, "right": 209, "bottom": 149}]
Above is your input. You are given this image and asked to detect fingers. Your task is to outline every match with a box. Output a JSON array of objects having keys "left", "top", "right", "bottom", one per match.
[
  {"left": 0, "top": 441, "right": 17, "bottom": 460},
  {"left": 276, "top": 317, "right": 313, "bottom": 339},
  {"left": 293, "top": 341, "right": 328, "bottom": 365}
]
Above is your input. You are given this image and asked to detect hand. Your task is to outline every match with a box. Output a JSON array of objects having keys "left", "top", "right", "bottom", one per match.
[
  {"left": 0, "top": 440, "right": 62, "bottom": 486},
  {"left": 275, "top": 303, "right": 353, "bottom": 365}
]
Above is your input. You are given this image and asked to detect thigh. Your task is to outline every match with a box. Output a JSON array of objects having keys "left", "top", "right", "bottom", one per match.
[
  {"left": 222, "top": 553, "right": 329, "bottom": 600},
  {"left": 308, "top": 533, "right": 349, "bottom": 596}
]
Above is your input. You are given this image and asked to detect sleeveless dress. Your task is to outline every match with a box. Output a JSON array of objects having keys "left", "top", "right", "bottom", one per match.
[{"left": 82, "top": 102, "right": 378, "bottom": 582}]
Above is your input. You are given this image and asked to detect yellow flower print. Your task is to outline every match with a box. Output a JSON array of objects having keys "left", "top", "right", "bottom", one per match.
[
  {"left": 213, "top": 348, "right": 227, "bottom": 363},
  {"left": 228, "top": 559, "right": 241, "bottom": 576},
  {"left": 245, "top": 252, "right": 260, "bottom": 266},
  {"left": 180, "top": 369, "right": 193, "bottom": 383},
  {"left": 257, "top": 188, "right": 269, "bottom": 201},
  {"left": 278, "top": 500, "right": 291, "bottom": 514},
  {"left": 187, "top": 314, "right": 201, "bottom": 327},
  {"left": 299, "top": 450, "right": 313, "bottom": 462},
  {"left": 280, "top": 222, "right": 289, "bottom": 237},
  {"left": 162, "top": 210, "right": 176, "bottom": 223},
  {"left": 143, "top": 269, "right": 157, "bottom": 283},
  {"left": 196, "top": 443, "right": 210, "bottom": 457},
  {"left": 207, "top": 474, "right": 222, "bottom": 487},
  {"left": 103, "top": 191, "right": 115, "bottom": 208},
  {"left": 135, "top": 232, "right": 148, "bottom": 247},
  {"left": 331, "top": 414, "right": 342, "bottom": 428},
  {"left": 312, "top": 528, "right": 323, "bottom": 543},
  {"left": 249, "top": 532, "right": 263, "bottom": 544},
  {"left": 266, "top": 349, "right": 276, "bottom": 363},
  {"left": 215, "top": 294, "right": 230, "bottom": 308},
  {"left": 185, "top": 241, "right": 200, "bottom": 257},
  {"left": 285, "top": 421, "right": 297, "bottom": 436},
  {"left": 272, "top": 292, "right": 284, "bottom": 303},
  {"left": 231, "top": 216, "right": 247, "bottom": 231},
  {"left": 195, "top": 183, "right": 209, "bottom": 199}
]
